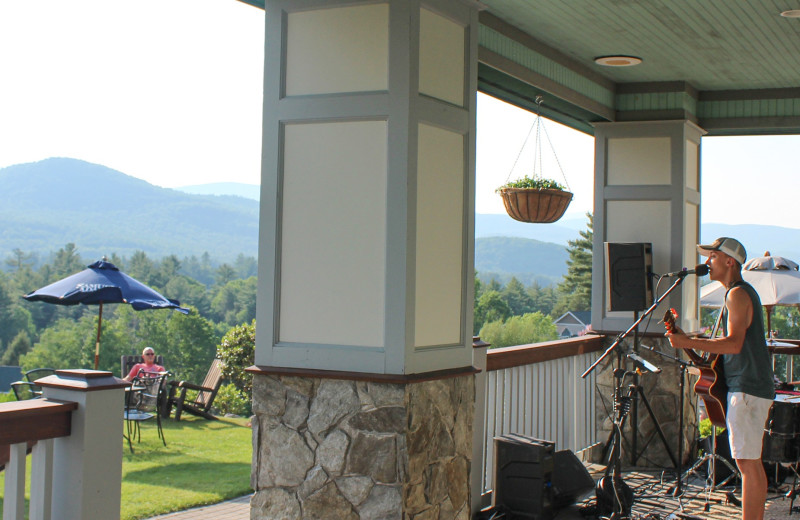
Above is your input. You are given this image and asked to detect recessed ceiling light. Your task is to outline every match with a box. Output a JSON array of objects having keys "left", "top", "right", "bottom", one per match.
[
  {"left": 781, "top": 9, "right": 800, "bottom": 18},
  {"left": 594, "top": 55, "right": 643, "bottom": 67}
]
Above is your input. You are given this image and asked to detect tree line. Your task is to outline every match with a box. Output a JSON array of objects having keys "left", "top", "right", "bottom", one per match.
[
  {"left": 0, "top": 244, "right": 258, "bottom": 382},
  {"left": 0, "top": 214, "right": 594, "bottom": 379},
  {"left": 475, "top": 214, "right": 593, "bottom": 347}
]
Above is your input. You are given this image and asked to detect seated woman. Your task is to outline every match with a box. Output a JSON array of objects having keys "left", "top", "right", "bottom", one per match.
[{"left": 124, "top": 347, "right": 166, "bottom": 381}]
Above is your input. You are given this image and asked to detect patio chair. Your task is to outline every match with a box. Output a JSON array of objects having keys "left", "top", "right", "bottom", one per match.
[
  {"left": 11, "top": 381, "right": 40, "bottom": 400},
  {"left": 165, "top": 359, "right": 223, "bottom": 421},
  {"left": 124, "top": 371, "right": 169, "bottom": 453},
  {"left": 121, "top": 354, "right": 164, "bottom": 379},
  {"left": 23, "top": 368, "right": 56, "bottom": 394}
]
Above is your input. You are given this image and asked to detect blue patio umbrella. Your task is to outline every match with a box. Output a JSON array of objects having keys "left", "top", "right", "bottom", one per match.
[{"left": 23, "top": 259, "right": 189, "bottom": 369}]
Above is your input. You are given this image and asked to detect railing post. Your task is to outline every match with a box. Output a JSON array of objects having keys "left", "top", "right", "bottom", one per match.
[
  {"left": 3, "top": 443, "right": 26, "bottom": 520},
  {"left": 471, "top": 336, "right": 490, "bottom": 516},
  {"left": 36, "top": 370, "right": 128, "bottom": 520}
]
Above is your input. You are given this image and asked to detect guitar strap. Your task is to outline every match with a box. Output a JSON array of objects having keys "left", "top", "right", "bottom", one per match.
[{"left": 711, "top": 296, "right": 727, "bottom": 339}]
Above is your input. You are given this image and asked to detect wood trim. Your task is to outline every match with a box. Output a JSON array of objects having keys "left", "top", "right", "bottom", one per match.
[
  {"left": 0, "top": 399, "right": 77, "bottom": 445},
  {"left": 479, "top": 11, "right": 614, "bottom": 90},
  {"left": 246, "top": 364, "right": 480, "bottom": 384},
  {"left": 486, "top": 335, "right": 605, "bottom": 372},
  {"left": 699, "top": 87, "right": 800, "bottom": 102}
]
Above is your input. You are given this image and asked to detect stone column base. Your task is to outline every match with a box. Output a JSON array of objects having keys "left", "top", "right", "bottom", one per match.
[{"left": 250, "top": 370, "right": 475, "bottom": 519}]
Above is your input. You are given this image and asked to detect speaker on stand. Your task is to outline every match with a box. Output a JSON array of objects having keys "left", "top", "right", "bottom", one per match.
[{"left": 604, "top": 242, "right": 653, "bottom": 313}]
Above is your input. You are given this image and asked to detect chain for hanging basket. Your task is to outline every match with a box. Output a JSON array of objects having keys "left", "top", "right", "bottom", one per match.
[{"left": 497, "top": 96, "right": 573, "bottom": 223}]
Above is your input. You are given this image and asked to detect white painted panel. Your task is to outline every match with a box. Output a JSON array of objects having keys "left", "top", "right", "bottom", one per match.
[
  {"left": 607, "top": 137, "right": 670, "bottom": 185},
  {"left": 419, "top": 7, "right": 465, "bottom": 107},
  {"left": 686, "top": 139, "right": 698, "bottom": 190},
  {"left": 286, "top": 4, "right": 389, "bottom": 96},
  {"left": 606, "top": 200, "right": 670, "bottom": 319},
  {"left": 683, "top": 202, "right": 699, "bottom": 331},
  {"left": 415, "top": 123, "right": 464, "bottom": 347},
  {"left": 281, "top": 121, "right": 387, "bottom": 347}
]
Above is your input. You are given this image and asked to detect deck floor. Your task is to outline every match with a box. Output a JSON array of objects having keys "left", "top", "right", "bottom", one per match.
[{"left": 549, "top": 463, "right": 799, "bottom": 520}]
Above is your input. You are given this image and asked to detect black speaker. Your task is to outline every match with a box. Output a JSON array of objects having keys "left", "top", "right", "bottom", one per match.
[
  {"left": 551, "top": 450, "right": 595, "bottom": 508},
  {"left": 604, "top": 242, "right": 653, "bottom": 312},
  {"left": 492, "top": 434, "right": 554, "bottom": 520}
]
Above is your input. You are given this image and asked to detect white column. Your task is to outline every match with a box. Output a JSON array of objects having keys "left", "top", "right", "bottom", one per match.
[
  {"left": 591, "top": 120, "right": 706, "bottom": 333},
  {"left": 39, "top": 370, "right": 128, "bottom": 520},
  {"left": 255, "top": 0, "right": 479, "bottom": 376}
]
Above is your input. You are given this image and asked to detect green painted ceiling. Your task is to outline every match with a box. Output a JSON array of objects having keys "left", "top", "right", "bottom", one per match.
[{"left": 241, "top": 0, "right": 800, "bottom": 134}]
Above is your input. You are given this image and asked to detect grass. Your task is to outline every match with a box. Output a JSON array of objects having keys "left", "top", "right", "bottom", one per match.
[{"left": 1, "top": 415, "right": 253, "bottom": 520}]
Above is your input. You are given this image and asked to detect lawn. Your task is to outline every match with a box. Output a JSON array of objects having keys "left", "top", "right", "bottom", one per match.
[{"left": 1, "top": 415, "right": 253, "bottom": 520}]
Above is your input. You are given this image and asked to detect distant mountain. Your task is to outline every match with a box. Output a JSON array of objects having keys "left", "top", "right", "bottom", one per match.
[
  {"left": 476, "top": 213, "right": 587, "bottom": 246},
  {"left": 0, "top": 158, "right": 259, "bottom": 263},
  {"left": 177, "top": 182, "right": 260, "bottom": 201},
  {"left": 702, "top": 224, "right": 800, "bottom": 265},
  {"left": 475, "top": 236, "right": 568, "bottom": 287}
]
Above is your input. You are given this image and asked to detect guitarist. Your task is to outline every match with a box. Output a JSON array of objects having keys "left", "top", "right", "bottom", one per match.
[{"left": 666, "top": 237, "right": 774, "bottom": 520}]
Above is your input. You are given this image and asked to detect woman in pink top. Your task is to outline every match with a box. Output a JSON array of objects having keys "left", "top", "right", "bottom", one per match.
[{"left": 124, "top": 347, "right": 165, "bottom": 381}]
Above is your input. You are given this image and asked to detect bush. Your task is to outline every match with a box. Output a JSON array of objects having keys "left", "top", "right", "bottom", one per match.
[
  {"left": 479, "top": 312, "right": 558, "bottom": 348},
  {"left": 214, "top": 383, "right": 251, "bottom": 417},
  {"left": 217, "top": 320, "right": 255, "bottom": 394}
]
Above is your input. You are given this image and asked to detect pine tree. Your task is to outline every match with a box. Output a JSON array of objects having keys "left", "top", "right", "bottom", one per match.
[{"left": 553, "top": 213, "right": 593, "bottom": 316}]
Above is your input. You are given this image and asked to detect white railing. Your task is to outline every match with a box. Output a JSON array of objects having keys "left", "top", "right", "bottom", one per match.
[
  {"left": 1, "top": 370, "right": 127, "bottom": 520},
  {"left": 472, "top": 335, "right": 604, "bottom": 507}
]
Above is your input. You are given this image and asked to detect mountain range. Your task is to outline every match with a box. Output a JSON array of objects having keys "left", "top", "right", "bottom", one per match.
[
  {"left": 0, "top": 158, "right": 259, "bottom": 263},
  {"left": 2, "top": 158, "right": 798, "bottom": 285}
]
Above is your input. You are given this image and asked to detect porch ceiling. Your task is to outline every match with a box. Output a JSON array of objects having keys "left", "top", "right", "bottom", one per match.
[{"left": 240, "top": 0, "right": 800, "bottom": 135}]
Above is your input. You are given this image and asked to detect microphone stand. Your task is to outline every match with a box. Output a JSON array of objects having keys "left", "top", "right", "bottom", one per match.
[
  {"left": 643, "top": 345, "right": 692, "bottom": 498},
  {"left": 582, "top": 273, "right": 690, "bottom": 518}
]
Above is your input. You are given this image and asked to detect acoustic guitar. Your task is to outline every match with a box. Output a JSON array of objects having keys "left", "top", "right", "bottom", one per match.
[{"left": 664, "top": 308, "right": 727, "bottom": 427}]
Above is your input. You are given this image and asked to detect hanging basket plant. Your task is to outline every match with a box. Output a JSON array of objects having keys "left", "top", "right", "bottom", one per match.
[
  {"left": 497, "top": 176, "right": 573, "bottom": 224},
  {"left": 497, "top": 95, "right": 573, "bottom": 224}
]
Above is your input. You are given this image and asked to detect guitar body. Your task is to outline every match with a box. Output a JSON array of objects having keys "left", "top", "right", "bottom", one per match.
[
  {"left": 684, "top": 349, "right": 728, "bottom": 427},
  {"left": 664, "top": 308, "right": 728, "bottom": 427}
]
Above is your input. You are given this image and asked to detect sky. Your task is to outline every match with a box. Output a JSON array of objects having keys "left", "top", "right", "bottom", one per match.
[{"left": 2, "top": 0, "right": 800, "bottom": 228}]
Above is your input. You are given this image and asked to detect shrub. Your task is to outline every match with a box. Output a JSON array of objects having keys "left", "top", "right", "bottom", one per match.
[
  {"left": 217, "top": 320, "right": 255, "bottom": 395},
  {"left": 214, "top": 383, "right": 251, "bottom": 417}
]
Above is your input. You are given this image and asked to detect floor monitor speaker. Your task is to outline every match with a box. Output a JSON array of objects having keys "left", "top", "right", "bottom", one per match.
[
  {"left": 551, "top": 450, "right": 595, "bottom": 508},
  {"left": 604, "top": 242, "right": 653, "bottom": 312},
  {"left": 492, "top": 434, "right": 554, "bottom": 519}
]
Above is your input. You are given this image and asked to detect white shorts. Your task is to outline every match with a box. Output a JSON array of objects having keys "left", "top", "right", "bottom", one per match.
[{"left": 726, "top": 392, "right": 773, "bottom": 460}]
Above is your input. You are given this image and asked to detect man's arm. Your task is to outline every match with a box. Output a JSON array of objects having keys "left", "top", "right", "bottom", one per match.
[{"left": 667, "top": 286, "right": 752, "bottom": 354}]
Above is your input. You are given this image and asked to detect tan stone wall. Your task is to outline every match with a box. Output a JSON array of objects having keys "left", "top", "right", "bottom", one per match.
[
  {"left": 593, "top": 336, "right": 699, "bottom": 468},
  {"left": 250, "top": 373, "right": 474, "bottom": 519}
]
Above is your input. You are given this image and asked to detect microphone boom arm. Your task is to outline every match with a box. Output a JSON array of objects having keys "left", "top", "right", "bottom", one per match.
[{"left": 581, "top": 274, "right": 688, "bottom": 379}]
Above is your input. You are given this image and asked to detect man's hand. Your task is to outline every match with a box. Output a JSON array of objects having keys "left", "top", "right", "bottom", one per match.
[{"left": 666, "top": 325, "right": 690, "bottom": 349}]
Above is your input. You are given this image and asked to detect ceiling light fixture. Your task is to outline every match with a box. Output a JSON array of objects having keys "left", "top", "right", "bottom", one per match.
[
  {"left": 780, "top": 9, "right": 800, "bottom": 18},
  {"left": 594, "top": 55, "right": 643, "bottom": 67}
]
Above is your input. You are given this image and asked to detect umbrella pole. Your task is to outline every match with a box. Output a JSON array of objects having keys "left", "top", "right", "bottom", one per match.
[
  {"left": 766, "top": 306, "right": 773, "bottom": 339},
  {"left": 94, "top": 301, "right": 103, "bottom": 370}
]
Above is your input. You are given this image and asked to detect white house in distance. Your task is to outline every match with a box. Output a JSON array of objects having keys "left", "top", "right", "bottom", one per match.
[{"left": 554, "top": 311, "right": 591, "bottom": 338}]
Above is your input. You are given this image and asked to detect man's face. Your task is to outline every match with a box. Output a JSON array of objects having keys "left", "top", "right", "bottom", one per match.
[{"left": 705, "top": 251, "right": 730, "bottom": 281}]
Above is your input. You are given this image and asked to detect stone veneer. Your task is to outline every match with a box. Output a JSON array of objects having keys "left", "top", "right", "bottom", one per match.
[
  {"left": 594, "top": 336, "right": 698, "bottom": 468},
  {"left": 250, "top": 373, "right": 474, "bottom": 520}
]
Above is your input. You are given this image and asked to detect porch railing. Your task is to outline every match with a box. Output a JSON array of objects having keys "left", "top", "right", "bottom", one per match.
[
  {"left": 473, "top": 335, "right": 605, "bottom": 505},
  {"left": 0, "top": 370, "right": 127, "bottom": 520}
]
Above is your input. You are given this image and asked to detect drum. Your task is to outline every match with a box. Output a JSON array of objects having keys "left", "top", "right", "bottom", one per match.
[{"left": 763, "top": 393, "right": 800, "bottom": 463}]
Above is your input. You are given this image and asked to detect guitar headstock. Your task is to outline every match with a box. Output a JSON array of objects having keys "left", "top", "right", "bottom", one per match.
[{"left": 663, "top": 308, "right": 678, "bottom": 334}]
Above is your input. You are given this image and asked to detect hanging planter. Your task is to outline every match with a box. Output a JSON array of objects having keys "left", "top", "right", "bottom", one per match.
[
  {"left": 497, "top": 177, "right": 573, "bottom": 224},
  {"left": 497, "top": 96, "right": 573, "bottom": 224}
]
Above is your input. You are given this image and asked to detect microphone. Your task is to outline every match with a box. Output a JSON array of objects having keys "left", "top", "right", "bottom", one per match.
[{"left": 662, "top": 264, "right": 709, "bottom": 278}]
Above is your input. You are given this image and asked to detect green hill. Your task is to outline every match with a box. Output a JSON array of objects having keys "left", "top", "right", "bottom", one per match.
[
  {"left": 0, "top": 158, "right": 574, "bottom": 285},
  {"left": 0, "top": 158, "right": 259, "bottom": 263},
  {"left": 475, "top": 236, "right": 568, "bottom": 287}
]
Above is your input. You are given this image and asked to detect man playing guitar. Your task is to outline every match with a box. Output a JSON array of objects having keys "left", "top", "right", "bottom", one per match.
[{"left": 665, "top": 237, "right": 774, "bottom": 520}]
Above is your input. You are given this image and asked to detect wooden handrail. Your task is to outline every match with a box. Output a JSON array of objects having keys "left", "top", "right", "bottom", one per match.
[
  {"left": 0, "top": 398, "right": 78, "bottom": 445},
  {"left": 486, "top": 334, "right": 606, "bottom": 372}
]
